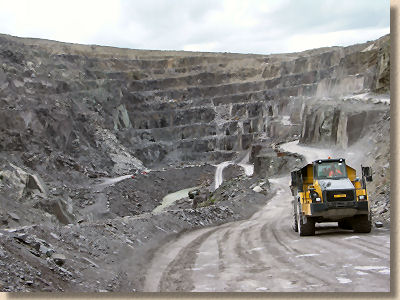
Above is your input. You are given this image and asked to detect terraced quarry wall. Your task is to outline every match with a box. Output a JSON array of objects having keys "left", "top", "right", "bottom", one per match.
[
  {"left": 0, "top": 34, "right": 390, "bottom": 173},
  {"left": 0, "top": 33, "right": 391, "bottom": 292}
]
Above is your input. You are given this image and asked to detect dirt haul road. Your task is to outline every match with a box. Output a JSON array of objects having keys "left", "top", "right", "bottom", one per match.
[{"left": 143, "top": 142, "right": 390, "bottom": 292}]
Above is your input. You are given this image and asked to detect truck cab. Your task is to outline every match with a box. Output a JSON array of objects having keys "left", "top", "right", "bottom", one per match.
[{"left": 290, "top": 158, "right": 372, "bottom": 236}]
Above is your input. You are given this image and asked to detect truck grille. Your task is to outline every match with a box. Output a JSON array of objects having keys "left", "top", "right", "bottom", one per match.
[{"left": 325, "top": 190, "right": 355, "bottom": 202}]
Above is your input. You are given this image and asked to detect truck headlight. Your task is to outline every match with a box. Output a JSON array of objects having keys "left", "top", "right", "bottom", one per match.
[
  {"left": 358, "top": 195, "right": 366, "bottom": 200},
  {"left": 310, "top": 190, "right": 319, "bottom": 202},
  {"left": 315, "top": 197, "right": 321, "bottom": 202}
]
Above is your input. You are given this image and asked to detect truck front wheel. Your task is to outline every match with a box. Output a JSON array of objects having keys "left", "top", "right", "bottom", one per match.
[
  {"left": 297, "top": 203, "right": 315, "bottom": 236},
  {"left": 352, "top": 215, "right": 371, "bottom": 233}
]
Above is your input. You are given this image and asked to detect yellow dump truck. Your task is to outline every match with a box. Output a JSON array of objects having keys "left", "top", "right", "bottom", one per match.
[{"left": 290, "top": 158, "right": 372, "bottom": 236}]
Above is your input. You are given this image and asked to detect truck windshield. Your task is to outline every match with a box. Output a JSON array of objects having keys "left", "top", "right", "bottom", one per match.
[{"left": 316, "top": 162, "right": 347, "bottom": 179}]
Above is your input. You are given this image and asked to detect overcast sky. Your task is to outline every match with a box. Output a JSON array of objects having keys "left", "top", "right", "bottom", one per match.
[{"left": 0, "top": 0, "right": 390, "bottom": 54}]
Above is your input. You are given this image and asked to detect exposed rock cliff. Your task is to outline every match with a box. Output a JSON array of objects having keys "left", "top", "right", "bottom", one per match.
[
  {"left": 0, "top": 33, "right": 390, "bottom": 226},
  {"left": 0, "top": 32, "right": 390, "bottom": 292},
  {"left": 0, "top": 34, "right": 389, "bottom": 172}
]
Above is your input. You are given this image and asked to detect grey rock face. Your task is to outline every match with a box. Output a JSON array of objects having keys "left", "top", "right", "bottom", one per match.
[
  {"left": 0, "top": 33, "right": 389, "bottom": 169},
  {"left": 0, "top": 33, "right": 391, "bottom": 293},
  {"left": 0, "top": 33, "right": 389, "bottom": 230},
  {"left": 299, "top": 99, "right": 387, "bottom": 148}
]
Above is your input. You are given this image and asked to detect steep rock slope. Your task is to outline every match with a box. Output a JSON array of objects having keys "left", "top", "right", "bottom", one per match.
[
  {"left": 0, "top": 34, "right": 389, "bottom": 170},
  {"left": 0, "top": 33, "right": 390, "bottom": 228}
]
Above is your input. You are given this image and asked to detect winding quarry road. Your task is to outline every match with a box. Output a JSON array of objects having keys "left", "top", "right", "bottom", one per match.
[{"left": 144, "top": 142, "right": 390, "bottom": 292}]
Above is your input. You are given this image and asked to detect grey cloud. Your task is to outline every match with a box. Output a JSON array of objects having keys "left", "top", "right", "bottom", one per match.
[
  {"left": 266, "top": 0, "right": 389, "bottom": 34},
  {"left": 119, "top": 0, "right": 389, "bottom": 53},
  {"left": 119, "top": 0, "right": 221, "bottom": 34},
  {"left": 0, "top": 0, "right": 388, "bottom": 54}
]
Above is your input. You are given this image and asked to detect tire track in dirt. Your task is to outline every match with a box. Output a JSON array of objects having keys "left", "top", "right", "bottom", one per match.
[
  {"left": 259, "top": 222, "right": 333, "bottom": 288},
  {"left": 158, "top": 227, "right": 220, "bottom": 291}
]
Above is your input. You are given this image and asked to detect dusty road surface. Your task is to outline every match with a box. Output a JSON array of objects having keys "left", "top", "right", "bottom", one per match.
[{"left": 143, "top": 142, "right": 390, "bottom": 292}]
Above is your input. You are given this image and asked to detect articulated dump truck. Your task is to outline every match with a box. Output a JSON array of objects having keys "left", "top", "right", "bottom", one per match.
[{"left": 290, "top": 158, "right": 373, "bottom": 236}]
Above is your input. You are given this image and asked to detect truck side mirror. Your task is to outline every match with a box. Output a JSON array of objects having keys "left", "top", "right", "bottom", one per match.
[{"left": 362, "top": 166, "right": 373, "bottom": 182}]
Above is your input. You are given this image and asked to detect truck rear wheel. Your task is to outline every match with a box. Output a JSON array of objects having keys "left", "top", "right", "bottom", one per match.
[
  {"left": 297, "top": 203, "right": 315, "bottom": 236},
  {"left": 352, "top": 215, "right": 371, "bottom": 233}
]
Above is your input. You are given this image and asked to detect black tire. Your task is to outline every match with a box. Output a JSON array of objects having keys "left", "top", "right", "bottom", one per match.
[
  {"left": 292, "top": 200, "right": 298, "bottom": 232},
  {"left": 297, "top": 202, "right": 315, "bottom": 236},
  {"left": 338, "top": 219, "right": 353, "bottom": 230},
  {"left": 352, "top": 215, "right": 371, "bottom": 233}
]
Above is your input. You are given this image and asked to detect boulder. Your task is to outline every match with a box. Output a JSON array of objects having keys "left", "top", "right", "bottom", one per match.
[
  {"left": 252, "top": 186, "right": 263, "bottom": 193},
  {"left": 374, "top": 221, "right": 383, "bottom": 228},
  {"left": 8, "top": 212, "right": 20, "bottom": 221},
  {"left": 40, "top": 197, "right": 75, "bottom": 225},
  {"left": 52, "top": 253, "right": 66, "bottom": 266},
  {"left": 0, "top": 164, "right": 46, "bottom": 201}
]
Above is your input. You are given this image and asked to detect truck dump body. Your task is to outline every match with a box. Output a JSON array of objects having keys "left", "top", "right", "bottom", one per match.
[{"left": 291, "top": 158, "right": 372, "bottom": 236}]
